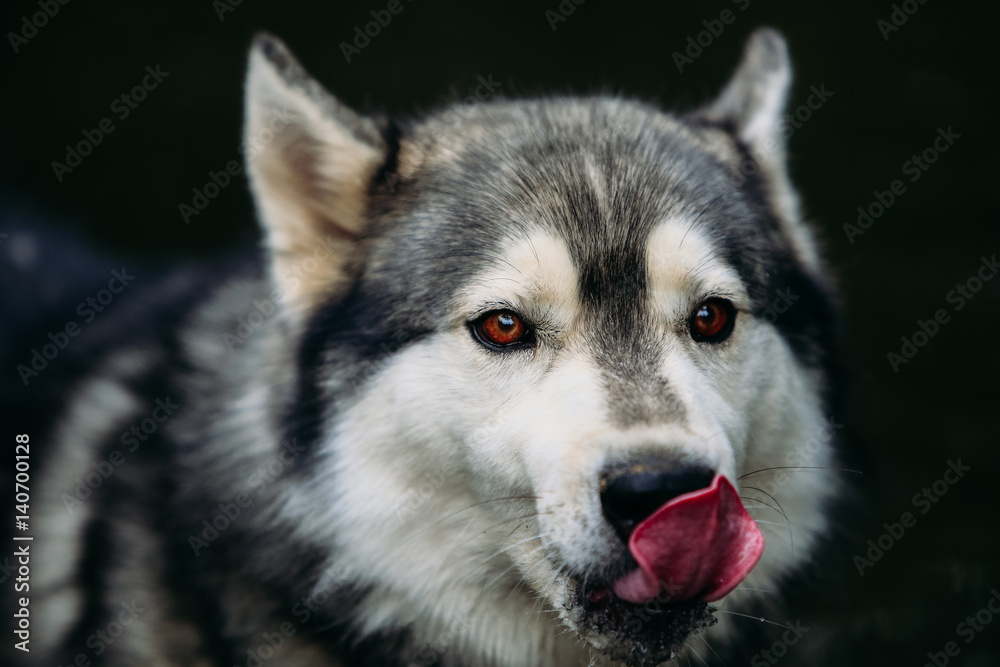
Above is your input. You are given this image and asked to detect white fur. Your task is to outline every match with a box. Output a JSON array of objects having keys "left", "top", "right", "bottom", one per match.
[
  {"left": 34, "top": 353, "right": 151, "bottom": 658},
  {"left": 279, "top": 222, "right": 837, "bottom": 665}
]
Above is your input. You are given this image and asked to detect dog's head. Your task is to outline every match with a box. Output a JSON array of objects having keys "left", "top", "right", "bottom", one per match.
[{"left": 244, "top": 30, "right": 840, "bottom": 666}]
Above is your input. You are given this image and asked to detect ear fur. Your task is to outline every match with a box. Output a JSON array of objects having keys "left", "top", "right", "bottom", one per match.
[
  {"left": 697, "top": 28, "right": 821, "bottom": 272},
  {"left": 244, "top": 33, "right": 388, "bottom": 322},
  {"left": 705, "top": 28, "right": 792, "bottom": 154}
]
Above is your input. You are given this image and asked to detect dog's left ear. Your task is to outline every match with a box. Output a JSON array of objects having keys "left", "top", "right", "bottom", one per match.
[
  {"left": 695, "top": 28, "right": 821, "bottom": 270},
  {"left": 702, "top": 28, "right": 791, "bottom": 159},
  {"left": 244, "top": 33, "right": 389, "bottom": 324}
]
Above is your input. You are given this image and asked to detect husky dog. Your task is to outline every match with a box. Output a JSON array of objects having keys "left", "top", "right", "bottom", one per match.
[{"left": 13, "top": 27, "right": 841, "bottom": 667}]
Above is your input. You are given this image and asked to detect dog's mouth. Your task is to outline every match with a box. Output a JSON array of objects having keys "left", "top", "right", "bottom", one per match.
[
  {"left": 573, "top": 586, "right": 717, "bottom": 667},
  {"left": 561, "top": 476, "right": 764, "bottom": 666}
]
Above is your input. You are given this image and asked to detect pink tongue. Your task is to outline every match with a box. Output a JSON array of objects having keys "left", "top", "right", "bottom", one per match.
[{"left": 612, "top": 474, "right": 764, "bottom": 605}]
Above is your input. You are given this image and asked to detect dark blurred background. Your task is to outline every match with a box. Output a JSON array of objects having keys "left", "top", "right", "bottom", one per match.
[{"left": 1, "top": 1, "right": 997, "bottom": 665}]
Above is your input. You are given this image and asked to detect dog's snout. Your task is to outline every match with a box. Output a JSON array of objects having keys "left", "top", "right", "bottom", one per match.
[{"left": 600, "top": 461, "right": 716, "bottom": 542}]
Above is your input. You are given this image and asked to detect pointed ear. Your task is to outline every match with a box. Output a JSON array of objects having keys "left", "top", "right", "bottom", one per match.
[
  {"left": 244, "top": 34, "right": 388, "bottom": 321},
  {"left": 696, "top": 28, "right": 822, "bottom": 272},
  {"left": 702, "top": 27, "right": 791, "bottom": 157}
]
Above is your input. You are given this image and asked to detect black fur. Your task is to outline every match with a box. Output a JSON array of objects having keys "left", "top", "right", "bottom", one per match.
[{"left": 9, "top": 30, "right": 843, "bottom": 667}]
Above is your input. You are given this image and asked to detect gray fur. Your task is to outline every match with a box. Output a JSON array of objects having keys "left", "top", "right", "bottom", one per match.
[{"left": 13, "top": 28, "right": 840, "bottom": 667}]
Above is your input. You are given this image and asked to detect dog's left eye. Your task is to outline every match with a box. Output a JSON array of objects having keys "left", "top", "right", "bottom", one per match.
[
  {"left": 472, "top": 310, "right": 532, "bottom": 349},
  {"left": 689, "top": 299, "right": 736, "bottom": 343}
]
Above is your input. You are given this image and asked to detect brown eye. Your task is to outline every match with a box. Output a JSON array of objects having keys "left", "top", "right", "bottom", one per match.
[
  {"left": 473, "top": 310, "right": 531, "bottom": 348},
  {"left": 690, "top": 299, "right": 736, "bottom": 343}
]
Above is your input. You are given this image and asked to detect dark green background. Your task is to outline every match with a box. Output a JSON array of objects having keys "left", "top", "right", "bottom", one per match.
[{"left": 2, "top": 0, "right": 997, "bottom": 664}]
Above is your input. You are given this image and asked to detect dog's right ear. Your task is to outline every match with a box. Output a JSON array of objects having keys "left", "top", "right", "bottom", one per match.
[{"left": 244, "top": 34, "right": 388, "bottom": 324}]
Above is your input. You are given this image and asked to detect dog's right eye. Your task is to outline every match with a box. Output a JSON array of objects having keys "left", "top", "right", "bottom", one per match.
[
  {"left": 471, "top": 310, "right": 533, "bottom": 349},
  {"left": 689, "top": 298, "right": 736, "bottom": 343}
]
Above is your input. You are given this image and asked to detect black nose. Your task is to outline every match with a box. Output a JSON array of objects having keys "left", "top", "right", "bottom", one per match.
[{"left": 600, "top": 461, "right": 716, "bottom": 542}]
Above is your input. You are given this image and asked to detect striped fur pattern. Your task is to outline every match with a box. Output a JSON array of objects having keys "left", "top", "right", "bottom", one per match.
[{"left": 12, "top": 28, "right": 841, "bottom": 667}]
